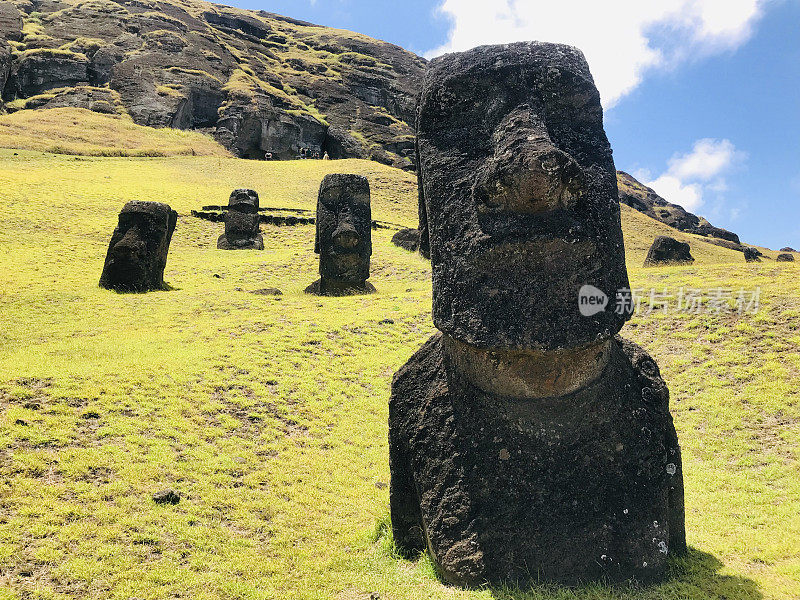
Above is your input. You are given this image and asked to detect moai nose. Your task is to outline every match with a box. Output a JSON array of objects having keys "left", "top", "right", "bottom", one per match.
[
  {"left": 474, "top": 147, "right": 582, "bottom": 216},
  {"left": 113, "top": 228, "right": 145, "bottom": 257},
  {"left": 332, "top": 221, "right": 359, "bottom": 249}
]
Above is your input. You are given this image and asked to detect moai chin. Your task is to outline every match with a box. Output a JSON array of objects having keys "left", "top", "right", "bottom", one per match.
[
  {"left": 389, "top": 42, "right": 686, "bottom": 587},
  {"left": 305, "top": 174, "right": 375, "bottom": 296},
  {"left": 99, "top": 201, "right": 177, "bottom": 292},
  {"left": 217, "top": 188, "right": 264, "bottom": 250}
]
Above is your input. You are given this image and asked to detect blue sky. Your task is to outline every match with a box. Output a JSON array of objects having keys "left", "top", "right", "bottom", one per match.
[{"left": 228, "top": 0, "right": 799, "bottom": 250}]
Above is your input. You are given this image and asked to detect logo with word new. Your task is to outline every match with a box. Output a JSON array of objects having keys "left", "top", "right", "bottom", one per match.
[{"left": 578, "top": 285, "right": 608, "bottom": 316}]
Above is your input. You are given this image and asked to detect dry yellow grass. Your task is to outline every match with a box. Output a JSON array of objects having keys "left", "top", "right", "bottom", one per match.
[{"left": 0, "top": 107, "right": 230, "bottom": 157}]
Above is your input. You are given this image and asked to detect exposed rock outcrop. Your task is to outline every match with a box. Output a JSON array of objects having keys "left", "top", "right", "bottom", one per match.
[
  {"left": 1, "top": 0, "right": 425, "bottom": 167},
  {"left": 780, "top": 247, "right": 797, "bottom": 252},
  {"left": 617, "top": 171, "right": 740, "bottom": 243}
]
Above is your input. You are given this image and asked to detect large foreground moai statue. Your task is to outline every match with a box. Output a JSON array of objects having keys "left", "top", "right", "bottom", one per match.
[
  {"left": 217, "top": 188, "right": 264, "bottom": 250},
  {"left": 100, "top": 201, "right": 177, "bottom": 292},
  {"left": 305, "top": 174, "right": 375, "bottom": 295},
  {"left": 389, "top": 42, "right": 686, "bottom": 586}
]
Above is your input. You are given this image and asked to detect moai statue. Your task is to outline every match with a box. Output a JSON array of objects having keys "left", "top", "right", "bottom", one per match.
[
  {"left": 305, "top": 174, "right": 375, "bottom": 295},
  {"left": 389, "top": 42, "right": 686, "bottom": 587},
  {"left": 217, "top": 188, "right": 264, "bottom": 250},
  {"left": 100, "top": 201, "right": 177, "bottom": 292},
  {"left": 644, "top": 236, "right": 694, "bottom": 266}
]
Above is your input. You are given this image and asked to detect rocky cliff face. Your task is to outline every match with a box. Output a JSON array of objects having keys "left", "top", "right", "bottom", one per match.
[
  {"left": 0, "top": 0, "right": 425, "bottom": 169},
  {"left": 617, "top": 171, "right": 740, "bottom": 244}
]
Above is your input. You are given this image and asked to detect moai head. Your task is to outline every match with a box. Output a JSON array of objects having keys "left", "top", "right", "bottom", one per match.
[
  {"left": 99, "top": 201, "right": 177, "bottom": 292},
  {"left": 417, "top": 42, "right": 632, "bottom": 352},
  {"left": 314, "top": 174, "right": 372, "bottom": 290},
  {"left": 223, "top": 188, "right": 261, "bottom": 246}
]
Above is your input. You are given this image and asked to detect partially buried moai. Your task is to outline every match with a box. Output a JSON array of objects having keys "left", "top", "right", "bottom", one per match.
[
  {"left": 217, "top": 188, "right": 264, "bottom": 250},
  {"left": 305, "top": 174, "right": 374, "bottom": 295},
  {"left": 99, "top": 201, "right": 177, "bottom": 292},
  {"left": 389, "top": 42, "right": 686, "bottom": 586}
]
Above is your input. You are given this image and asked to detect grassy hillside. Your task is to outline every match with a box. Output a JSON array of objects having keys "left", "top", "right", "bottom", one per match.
[
  {"left": 0, "top": 150, "right": 798, "bottom": 600},
  {"left": 0, "top": 108, "right": 230, "bottom": 157}
]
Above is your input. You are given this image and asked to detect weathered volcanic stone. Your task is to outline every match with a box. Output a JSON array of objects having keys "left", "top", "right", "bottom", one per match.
[
  {"left": 100, "top": 201, "right": 177, "bottom": 292},
  {"left": 780, "top": 247, "right": 797, "bottom": 253},
  {"left": 743, "top": 247, "right": 762, "bottom": 263},
  {"left": 777, "top": 253, "right": 795, "bottom": 262},
  {"left": 391, "top": 227, "right": 420, "bottom": 252},
  {"left": 416, "top": 43, "right": 630, "bottom": 352},
  {"left": 6, "top": 51, "right": 90, "bottom": 99},
  {"left": 217, "top": 188, "right": 264, "bottom": 250},
  {"left": 305, "top": 174, "right": 375, "bottom": 295},
  {"left": 390, "top": 42, "right": 685, "bottom": 587},
  {"left": 644, "top": 236, "right": 694, "bottom": 266}
]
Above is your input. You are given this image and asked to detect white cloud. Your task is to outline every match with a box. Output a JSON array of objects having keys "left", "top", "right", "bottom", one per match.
[
  {"left": 426, "top": 0, "right": 766, "bottom": 107},
  {"left": 647, "top": 174, "right": 704, "bottom": 211},
  {"left": 643, "top": 138, "right": 745, "bottom": 212},
  {"left": 667, "top": 138, "right": 744, "bottom": 181}
]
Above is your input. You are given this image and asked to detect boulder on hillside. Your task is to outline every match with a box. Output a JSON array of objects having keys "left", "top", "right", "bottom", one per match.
[
  {"left": 644, "top": 236, "right": 694, "bottom": 266},
  {"left": 743, "top": 247, "right": 762, "bottom": 263},
  {"left": 777, "top": 253, "right": 795, "bottom": 262},
  {"left": 390, "top": 228, "right": 419, "bottom": 252},
  {"left": 780, "top": 247, "right": 797, "bottom": 252}
]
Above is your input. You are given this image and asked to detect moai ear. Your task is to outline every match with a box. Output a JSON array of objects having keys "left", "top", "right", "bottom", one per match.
[
  {"left": 167, "top": 210, "right": 178, "bottom": 245},
  {"left": 314, "top": 198, "right": 321, "bottom": 254},
  {"left": 415, "top": 138, "right": 430, "bottom": 259}
]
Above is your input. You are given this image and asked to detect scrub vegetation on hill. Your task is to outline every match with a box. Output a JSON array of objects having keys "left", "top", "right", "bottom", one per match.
[
  {"left": 0, "top": 150, "right": 798, "bottom": 600},
  {"left": 0, "top": 107, "right": 230, "bottom": 157}
]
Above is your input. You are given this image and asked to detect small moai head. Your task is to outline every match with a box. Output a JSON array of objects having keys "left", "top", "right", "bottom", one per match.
[
  {"left": 314, "top": 174, "right": 372, "bottom": 288},
  {"left": 100, "top": 201, "right": 177, "bottom": 292},
  {"left": 224, "top": 188, "right": 260, "bottom": 242},
  {"left": 417, "top": 42, "right": 632, "bottom": 351}
]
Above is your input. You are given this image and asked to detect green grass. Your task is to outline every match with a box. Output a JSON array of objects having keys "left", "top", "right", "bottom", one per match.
[{"left": 0, "top": 149, "right": 797, "bottom": 600}]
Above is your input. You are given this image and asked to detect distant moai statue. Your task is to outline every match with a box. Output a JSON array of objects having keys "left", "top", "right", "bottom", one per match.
[
  {"left": 743, "top": 247, "right": 762, "bottom": 262},
  {"left": 99, "top": 201, "right": 177, "bottom": 292},
  {"left": 305, "top": 174, "right": 375, "bottom": 295},
  {"left": 644, "top": 236, "right": 694, "bottom": 266},
  {"left": 389, "top": 42, "right": 686, "bottom": 587},
  {"left": 217, "top": 189, "right": 264, "bottom": 250}
]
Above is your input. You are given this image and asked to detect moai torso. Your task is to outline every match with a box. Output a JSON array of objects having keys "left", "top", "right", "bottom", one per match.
[
  {"left": 389, "top": 42, "right": 685, "bottom": 586},
  {"left": 305, "top": 174, "right": 375, "bottom": 295},
  {"left": 217, "top": 189, "right": 264, "bottom": 250},
  {"left": 99, "top": 201, "right": 177, "bottom": 292}
]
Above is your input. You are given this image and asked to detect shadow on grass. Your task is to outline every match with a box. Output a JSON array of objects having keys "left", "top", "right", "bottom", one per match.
[{"left": 481, "top": 548, "right": 762, "bottom": 600}]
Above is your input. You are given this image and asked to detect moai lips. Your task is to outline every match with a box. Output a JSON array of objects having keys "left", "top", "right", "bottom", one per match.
[
  {"left": 305, "top": 174, "right": 375, "bottom": 296},
  {"left": 217, "top": 188, "right": 264, "bottom": 250},
  {"left": 390, "top": 42, "right": 686, "bottom": 587},
  {"left": 99, "top": 201, "right": 177, "bottom": 292}
]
